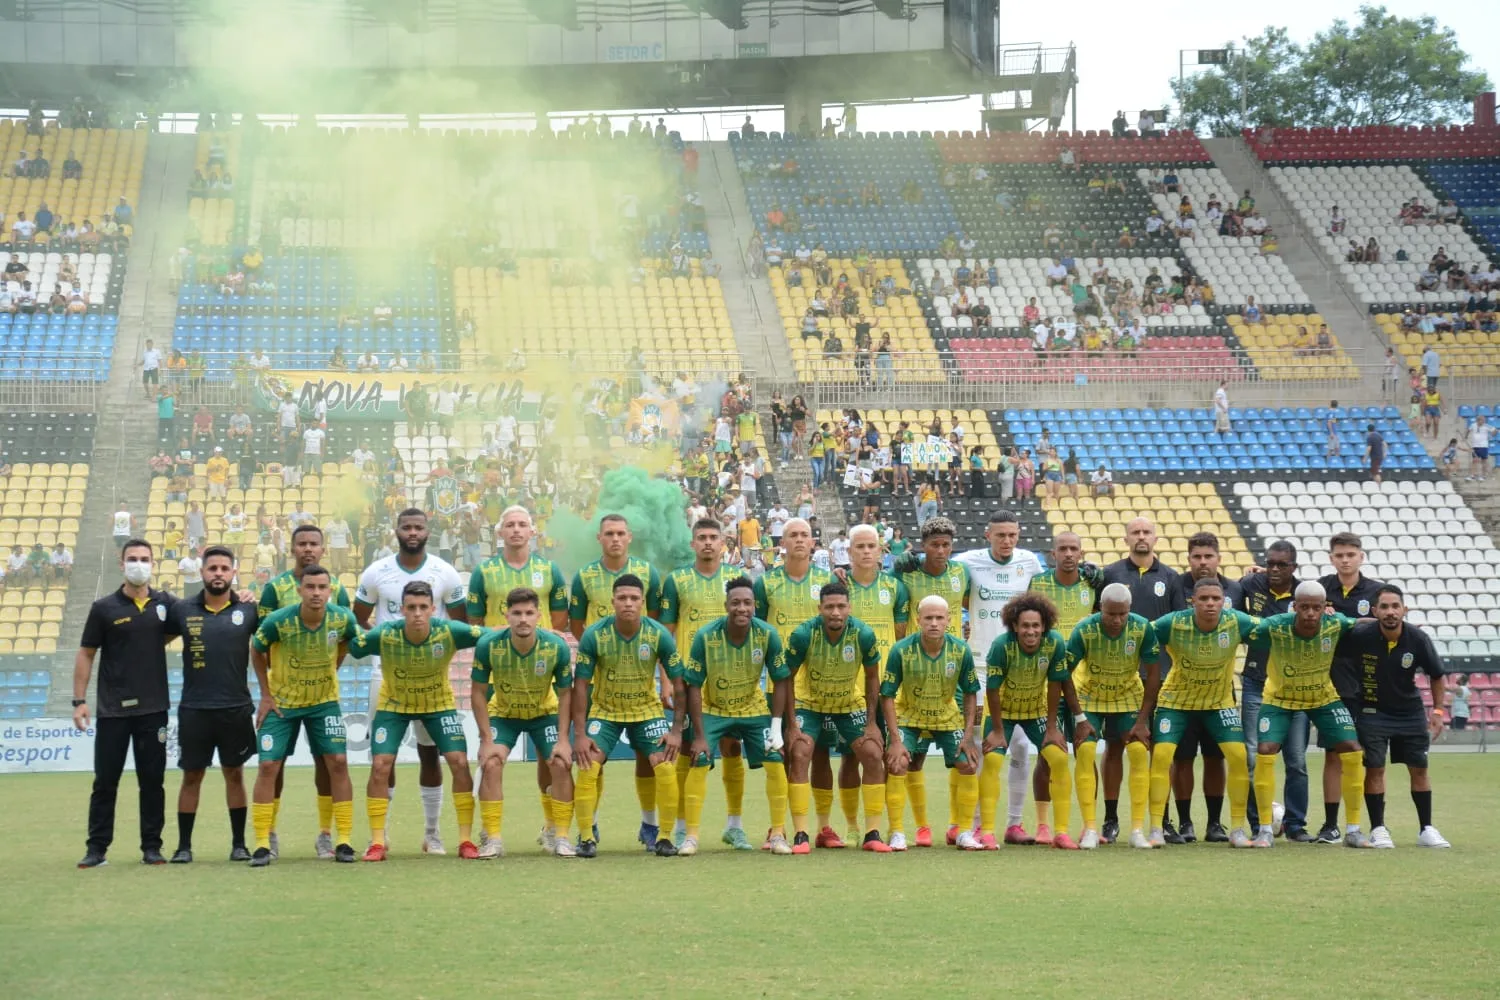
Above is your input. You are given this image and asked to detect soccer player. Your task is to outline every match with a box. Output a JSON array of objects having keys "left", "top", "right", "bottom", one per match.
[
  {"left": 680, "top": 576, "right": 793, "bottom": 855},
  {"left": 569, "top": 514, "right": 665, "bottom": 850},
  {"left": 351, "top": 580, "right": 484, "bottom": 861},
  {"left": 259, "top": 523, "right": 351, "bottom": 859},
  {"left": 1143, "top": 577, "right": 1255, "bottom": 848},
  {"left": 248, "top": 566, "right": 358, "bottom": 866},
  {"left": 467, "top": 505, "right": 570, "bottom": 851},
  {"left": 845, "top": 523, "right": 910, "bottom": 842},
  {"left": 881, "top": 595, "right": 981, "bottom": 851},
  {"left": 752, "top": 518, "right": 839, "bottom": 842},
  {"left": 354, "top": 508, "right": 468, "bottom": 854},
  {"left": 784, "top": 580, "right": 889, "bottom": 853},
  {"left": 1247, "top": 581, "right": 1368, "bottom": 849},
  {"left": 1338, "top": 585, "right": 1450, "bottom": 848},
  {"left": 662, "top": 518, "right": 745, "bottom": 849},
  {"left": 981, "top": 594, "right": 1081, "bottom": 849},
  {"left": 471, "top": 587, "right": 578, "bottom": 858},
  {"left": 571, "top": 573, "right": 683, "bottom": 858},
  {"left": 1065, "top": 583, "right": 1162, "bottom": 849}
]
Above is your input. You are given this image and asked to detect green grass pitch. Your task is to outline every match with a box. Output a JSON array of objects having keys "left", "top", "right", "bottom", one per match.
[{"left": 2, "top": 754, "right": 1497, "bottom": 998}]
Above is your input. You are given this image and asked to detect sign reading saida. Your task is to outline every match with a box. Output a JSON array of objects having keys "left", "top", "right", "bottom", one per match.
[{"left": 255, "top": 370, "right": 546, "bottom": 422}]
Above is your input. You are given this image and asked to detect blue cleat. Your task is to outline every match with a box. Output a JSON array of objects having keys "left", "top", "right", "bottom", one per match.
[{"left": 638, "top": 822, "right": 659, "bottom": 852}]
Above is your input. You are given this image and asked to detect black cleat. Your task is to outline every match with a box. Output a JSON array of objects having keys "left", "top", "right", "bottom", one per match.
[
  {"left": 1284, "top": 827, "right": 1313, "bottom": 843},
  {"left": 653, "top": 837, "right": 679, "bottom": 857},
  {"left": 793, "top": 831, "right": 812, "bottom": 853},
  {"left": 169, "top": 848, "right": 193, "bottom": 864},
  {"left": 334, "top": 843, "right": 356, "bottom": 863},
  {"left": 229, "top": 845, "right": 251, "bottom": 862},
  {"left": 1177, "top": 821, "right": 1197, "bottom": 844},
  {"left": 1313, "top": 824, "right": 1341, "bottom": 845},
  {"left": 1100, "top": 819, "right": 1119, "bottom": 845},
  {"left": 76, "top": 851, "right": 108, "bottom": 869},
  {"left": 248, "top": 847, "right": 273, "bottom": 867},
  {"left": 142, "top": 849, "right": 168, "bottom": 865},
  {"left": 1204, "top": 822, "right": 1229, "bottom": 843},
  {"left": 1162, "top": 820, "right": 1184, "bottom": 845},
  {"left": 576, "top": 839, "right": 598, "bottom": 859}
]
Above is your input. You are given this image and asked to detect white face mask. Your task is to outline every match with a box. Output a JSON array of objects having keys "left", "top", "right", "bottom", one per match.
[{"left": 123, "top": 562, "right": 152, "bottom": 586}]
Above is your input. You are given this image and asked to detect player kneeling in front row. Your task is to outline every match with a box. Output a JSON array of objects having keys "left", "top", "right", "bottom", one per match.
[
  {"left": 471, "top": 587, "right": 579, "bottom": 858},
  {"left": 352, "top": 581, "right": 483, "bottom": 861},
  {"left": 680, "top": 576, "right": 794, "bottom": 856},
  {"left": 881, "top": 596, "right": 981, "bottom": 851}
]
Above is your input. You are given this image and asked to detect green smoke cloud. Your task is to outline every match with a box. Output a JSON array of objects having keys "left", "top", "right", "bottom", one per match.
[{"left": 550, "top": 465, "right": 690, "bottom": 577}]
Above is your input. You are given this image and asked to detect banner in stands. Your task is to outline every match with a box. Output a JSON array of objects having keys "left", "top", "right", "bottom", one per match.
[
  {"left": 625, "top": 393, "right": 681, "bottom": 439},
  {"left": 255, "top": 370, "right": 546, "bottom": 422}
]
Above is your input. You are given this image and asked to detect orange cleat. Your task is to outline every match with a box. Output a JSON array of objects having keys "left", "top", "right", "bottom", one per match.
[
  {"left": 977, "top": 832, "right": 1001, "bottom": 851},
  {"left": 1052, "top": 833, "right": 1080, "bottom": 850},
  {"left": 1033, "top": 823, "right": 1055, "bottom": 846},
  {"left": 861, "top": 833, "right": 893, "bottom": 853},
  {"left": 915, "top": 826, "right": 934, "bottom": 848},
  {"left": 1004, "top": 824, "right": 1035, "bottom": 845},
  {"left": 791, "top": 832, "right": 812, "bottom": 855},
  {"left": 362, "top": 843, "right": 388, "bottom": 863},
  {"left": 457, "top": 840, "right": 479, "bottom": 860},
  {"left": 815, "top": 826, "right": 847, "bottom": 849},
  {"left": 945, "top": 824, "right": 960, "bottom": 846}
]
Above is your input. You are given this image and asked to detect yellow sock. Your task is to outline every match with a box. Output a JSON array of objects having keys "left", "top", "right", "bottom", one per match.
[
  {"left": 674, "top": 751, "right": 694, "bottom": 809},
  {"left": 683, "top": 764, "right": 709, "bottom": 838},
  {"left": 1149, "top": 742, "right": 1175, "bottom": 830},
  {"left": 1221, "top": 741, "right": 1250, "bottom": 830},
  {"left": 978, "top": 751, "right": 1004, "bottom": 836},
  {"left": 453, "top": 791, "right": 475, "bottom": 842},
  {"left": 1340, "top": 751, "right": 1365, "bottom": 827},
  {"left": 860, "top": 782, "right": 886, "bottom": 837},
  {"left": 840, "top": 785, "right": 861, "bottom": 833},
  {"left": 885, "top": 773, "right": 907, "bottom": 834},
  {"left": 317, "top": 794, "right": 334, "bottom": 835},
  {"left": 331, "top": 798, "right": 353, "bottom": 845},
  {"left": 575, "top": 763, "right": 600, "bottom": 841},
  {"left": 367, "top": 796, "right": 389, "bottom": 847},
  {"left": 813, "top": 786, "right": 833, "bottom": 828},
  {"left": 721, "top": 754, "right": 746, "bottom": 819},
  {"left": 635, "top": 773, "right": 657, "bottom": 817},
  {"left": 481, "top": 799, "right": 504, "bottom": 839},
  {"left": 907, "top": 767, "right": 928, "bottom": 827},
  {"left": 763, "top": 762, "right": 789, "bottom": 836},
  {"left": 1126, "top": 741, "right": 1150, "bottom": 833},
  {"left": 954, "top": 770, "right": 979, "bottom": 828},
  {"left": 1254, "top": 753, "right": 1278, "bottom": 832},
  {"left": 252, "top": 801, "right": 275, "bottom": 851},
  {"left": 540, "top": 792, "right": 555, "bottom": 833},
  {"left": 552, "top": 798, "right": 574, "bottom": 839},
  {"left": 1042, "top": 744, "right": 1072, "bottom": 836},
  {"left": 653, "top": 762, "right": 678, "bottom": 836},
  {"left": 947, "top": 766, "right": 961, "bottom": 827},
  {"left": 789, "top": 781, "right": 811, "bottom": 835},
  {"left": 270, "top": 797, "right": 282, "bottom": 833},
  {"left": 1075, "top": 740, "right": 1098, "bottom": 831}
]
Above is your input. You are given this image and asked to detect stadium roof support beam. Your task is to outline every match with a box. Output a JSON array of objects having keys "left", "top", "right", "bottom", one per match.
[
  {"left": 870, "top": 0, "right": 916, "bottom": 20},
  {"left": 525, "top": 0, "right": 580, "bottom": 30},
  {"left": 687, "top": 0, "right": 748, "bottom": 31}
]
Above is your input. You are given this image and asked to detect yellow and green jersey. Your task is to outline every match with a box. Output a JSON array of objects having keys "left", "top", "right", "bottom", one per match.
[
  {"left": 1150, "top": 609, "right": 1259, "bottom": 711},
  {"left": 575, "top": 616, "right": 680, "bottom": 722},
  {"left": 661, "top": 563, "right": 737, "bottom": 656},
  {"left": 785, "top": 615, "right": 880, "bottom": 714},
  {"left": 986, "top": 630, "right": 1069, "bottom": 719},
  {"left": 1028, "top": 570, "right": 1096, "bottom": 638},
  {"left": 468, "top": 554, "right": 568, "bottom": 626},
  {"left": 258, "top": 571, "right": 350, "bottom": 619},
  {"left": 1249, "top": 612, "right": 1356, "bottom": 710},
  {"left": 881, "top": 633, "right": 978, "bottom": 731},
  {"left": 1065, "top": 612, "right": 1161, "bottom": 713},
  {"left": 471, "top": 628, "right": 573, "bottom": 719},
  {"left": 349, "top": 619, "right": 484, "bottom": 713},
  {"left": 753, "top": 564, "right": 834, "bottom": 641},
  {"left": 684, "top": 617, "right": 788, "bottom": 718},
  {"left": 251, "top": 604, "right": 359, "bottom": 709},
  {"left": 899, "top": 561, "right": 970, "bottom": 638},
  {"left": 847, "top": 571, "right": 911, "bottom": 660},
  {"left": 569, "top": 557, "right": 663, "bottom": 627}
]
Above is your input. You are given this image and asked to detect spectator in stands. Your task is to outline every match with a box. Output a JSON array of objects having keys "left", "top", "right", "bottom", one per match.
[
  {"left": 1144, "top": 209, "right": 1164, "bottom": 239},
  {"left": 1058, "top": 146, "right": 1077, "bottom": 172},
  {"left": 33, "top": 202, "right": 55, "bottom": 235},
  {"left": 113, "top": 196, "right": 132, "bottom": 228},
  {"left": 1421, "top": 386, "right": 1443, "bottom": 440},
  {"left": 62, "top": 150, "right": 82, "bottom": 180},
  {"left": 1466, "top": 414, "right": 1492, "bottom": 481},
  {"left": 822, "top": 330, "right": 844, "bottom": 361},
  {"left": 1440, "top": 437, "right": 1460, "bottom": 476},
  {"left": 1292, "top": 325, "right": 1314, "bottom": 357},
  {"left": 356, "top": 349, "right": 380, "bottom": 372},
  {"left": 1045, "top": 258, "right": 1068, "bottom": 288},
  {"left": 6, "top": 544, "right": 28, "bottom": 585},
  {"left": 10, "top": 211, "right": 35, "bottom": 243},
  {"left": 206, "top": 447, "right": 229, "bottom": 499},
  {"left": 1213, "top": 380, "right": 1232, "bottom": 438},
  {"left": 1328, "top": 205, "right": 1346, "bottom": 235},
  {"left": 156, "top": 386, "right": 176, "bottom": 443},
  {"left": 1421, "top": 343, "right": 1441, "bottom": 388},
  {"left": 148, "top": 448, "right": 171, "bottom": 477},
  {"left": 188, "top": 404, "right": 213, "bottom": 446},
  {"left": 1243, "top": 295, "right": 1263, "bottom": 324},
  {"left": 1362, "top": 422, "right": 1387, "bottom": 483},
  {"left": 49, "top": 542, "right": 72, "bottom": 581}
]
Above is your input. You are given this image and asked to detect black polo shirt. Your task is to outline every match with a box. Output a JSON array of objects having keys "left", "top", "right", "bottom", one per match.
[
  {"left": 1103, "top": 556, "right": 1184, "bottom": 621},
  {"left": 79, "top": 586, "right": 177, "bottom": 718},
  {"left": 1335, "top": 619, "right": 1445, "bottom": 723},
  {"left": 164, "top": 591, "right": 258, "bottom": 710},
  {"left": 1319, "top": 572, "right": 1385, "bottom": 700},
  {"left": 1176, "top": 570, "right": 1243, "bottom": 610},
  {"left": 1236, "top": 572, "right": 1298, "bottom": 683}
]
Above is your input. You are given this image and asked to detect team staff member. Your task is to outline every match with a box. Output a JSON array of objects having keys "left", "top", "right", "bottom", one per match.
[
  {"left": 1337, "top": 585, "right": 1450, "bottom": 849},
  {"left": 163, "top": 546, "right": 260, "bottom": 863},
  {"left": 74, "top": 539, "right": 177, "bottom": 869}
]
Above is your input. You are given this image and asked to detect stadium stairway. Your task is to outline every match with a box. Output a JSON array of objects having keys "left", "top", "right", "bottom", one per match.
[
  {"left": 53, "top": 132, "right": 198, "bottom": 715},
  {"left": 1201, "top": 137, "right": 1387, "bottom": 388}
]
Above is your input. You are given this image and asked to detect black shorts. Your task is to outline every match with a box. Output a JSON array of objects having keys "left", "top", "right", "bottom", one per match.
[
  {"left": 177, "top": 705, "right": 256, "bottom": 770},
  {"left": 1172, "top": 714, "right": 1226, "bottom": 761},
  {"left": 1356, "top": 714, "right": 1429, "bottom": 769},
  {"left": 143, "top": 368, "right": 159, "bottom": 385}
]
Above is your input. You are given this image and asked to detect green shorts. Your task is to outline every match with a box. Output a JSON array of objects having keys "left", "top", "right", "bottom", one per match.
[
  {"left": 490, "top": 714, "right": 561, "bottom": 759},
  {"left": 586, "top": 715, "right": 670, "bottom": 758},
  {"left": 796, "top": 707, "right": 872, "bottom": 751},
  {"left": 1083, "top": 710, "right": 1142, "bottom": 742},
  {"left": 1154, "top": 706, "right": 1242, "bottom": 746},
  {"left": 257, "top": 702, "right": 346, "bottom": 762},
  {"left": 899, "top": 725, "right": 970, "bottom": 768},
  {"left": 983, "top": 716, "right": 1046, "bottom": 754},
  {"left": 1259, "top": 701, "right": 1357, "bottom": 749},
  {"left": 691, "top": 714, "right": 780, "bottom": 768},
  {"left": 371, "top": 709, "right": 467, "bottom": 756}
]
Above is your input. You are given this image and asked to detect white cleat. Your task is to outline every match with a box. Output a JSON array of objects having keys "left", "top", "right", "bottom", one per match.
[
  {"left": 1416, "top": 825, "right": 1451, "bottom": 848},
  {"left": 678, "top": 836, "right": 699, "bottom": 857},
  {"left": 1271, "top": 801, "right": 1285, "bottom": 837},
  {"left": 553, "top": 837, "right": 578, "bottom": 858},
  {"left": 1252, "top": 828, "right": 1274, "bottom": 849},
  {"left": 477, "top": 838, "right": 505, "bottom": 859},
  {"left": 268, "top": 833, "right": 279, "bottom": 860},
  {"left": 315, "top": 832, "right": 334, "bottom": 860},
  {"left": 1369, "top": 826, "right": 1396, "bottom": 849},
  {"left": 1148, "top": 827, "right": 1166, "bottom": 848},
  {"left": 955, "top": 830, "right": 983, "bottom": 851},
  {"left": 1079, "top": 828, "right": 1100, "bottom": 850},
  {"left": 767, "top": 834, "right": 793, "bottom": 855},
  {"left": 1228, "top": 828, "right": 1253, "bottom": 848},
  {"left": 421, "top": 832, "right": 447, "bottom": 856},
  {"left": 536, "top": 826, "right": 557, "bottom": 854},
  {"left": 1129, "top": 829, "right": 1153, "bottom": 850},
  {"left": 888, "top": 832, "right": 908, "bottom": 852}
]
